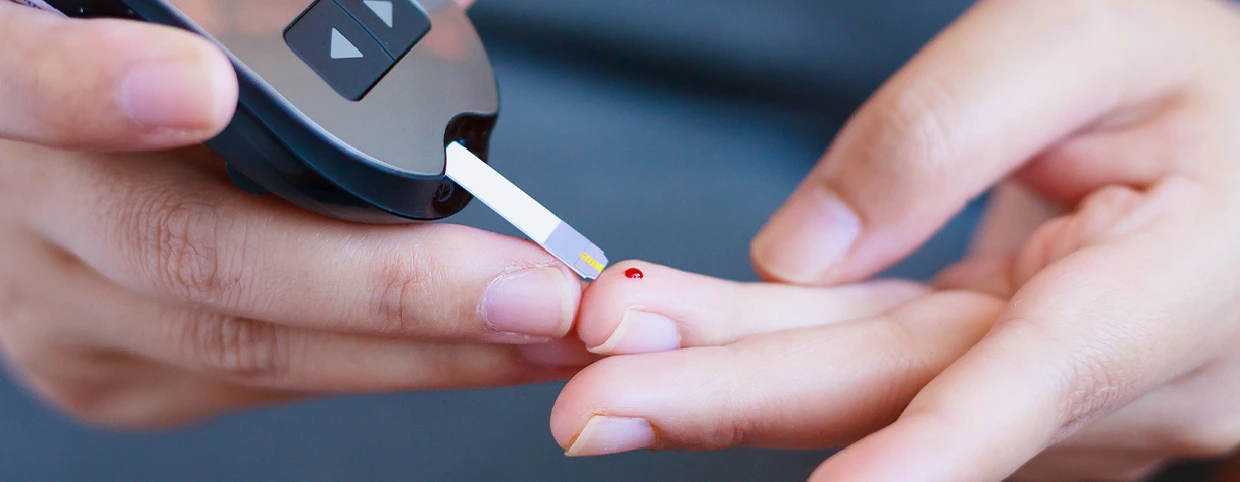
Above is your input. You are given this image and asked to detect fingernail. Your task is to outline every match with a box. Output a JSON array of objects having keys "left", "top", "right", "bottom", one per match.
[
  {"left": 752, "top": 187, "right": 861, "bottom": 284},
  {"left": 588, "top": 310, "right": 680, "bottom": 355},
  {"left": 566, "top": 416, "right": 656, "bottom": 457},
  {"left": 482, "top": 267, "right": 575, "bottom": 339},
  {"left": 121, "top": 61, "right": 229, "bottom": 131}
]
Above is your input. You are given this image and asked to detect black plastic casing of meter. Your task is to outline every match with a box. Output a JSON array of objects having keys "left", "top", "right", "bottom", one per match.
[{"left": 40, "top": 0, "right": 500, "bottom": 223}]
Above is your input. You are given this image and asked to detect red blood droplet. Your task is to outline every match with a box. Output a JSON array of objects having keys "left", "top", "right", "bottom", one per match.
[{"left": 624, "top": 268, "right": 644, "bottom": 280}]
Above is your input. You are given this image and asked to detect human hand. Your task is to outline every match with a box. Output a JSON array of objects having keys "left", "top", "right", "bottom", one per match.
[
  {"left": 553, "top": 0, "right": 1240, "bottom": 480},
  {"left": 553, "top": 181, "right": 1225, "bottom": 481},
  {"left": 0, "top": 0, "right": 586, "bottom": 429},
  {"left": 552, "top": 263, "right": 983, "bottom": 456}
]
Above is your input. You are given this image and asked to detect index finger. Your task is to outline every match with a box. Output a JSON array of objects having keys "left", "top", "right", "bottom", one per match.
[
  {"left": 22, "top": 143, "right": 582, "bottom": 343},
  {"left": 552, "top": 290, "right": 1001, "bottom": 455}
]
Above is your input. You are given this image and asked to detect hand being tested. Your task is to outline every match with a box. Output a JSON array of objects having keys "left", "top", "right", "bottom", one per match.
[
  {"left": 0, "top": 0, "right": 591, "bottom": 429},
  {"left": 557, "top": 0, "right": 1240, "bottom": 480}
]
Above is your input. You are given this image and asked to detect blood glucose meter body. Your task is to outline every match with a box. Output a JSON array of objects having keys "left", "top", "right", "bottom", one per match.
[{"left": 28, "top": 0, "right": 499, "bottom": 224}]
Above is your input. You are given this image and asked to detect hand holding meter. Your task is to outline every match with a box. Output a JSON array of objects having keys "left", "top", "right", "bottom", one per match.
[{"left": 13, "top": 0, "right": 607, "bottom": 278}]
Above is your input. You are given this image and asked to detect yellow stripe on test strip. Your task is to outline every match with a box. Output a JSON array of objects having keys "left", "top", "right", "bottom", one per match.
[
  {"left": 578, "top": 252, "right": 606, "bottom": 273},
  {"left": 444, "top": 142, "right": 608, "bottom": 279}
]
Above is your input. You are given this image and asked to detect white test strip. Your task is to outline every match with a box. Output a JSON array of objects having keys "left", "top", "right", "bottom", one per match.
[{"left": 445, "top": 142, "right": 608, "bottom": 279}]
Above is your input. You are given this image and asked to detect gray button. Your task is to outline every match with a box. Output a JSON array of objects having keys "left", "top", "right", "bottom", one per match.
[
  {"left": 285, "top": 0, "right": 394, "bottom": 101},
  {"left": 335, "top": 0, "right": 431, "bottom": 60}
]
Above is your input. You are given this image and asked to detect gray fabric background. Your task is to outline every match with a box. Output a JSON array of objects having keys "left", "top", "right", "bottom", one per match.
[{"left": 0, "top": 1, "right": 1214, "bottom": 480}]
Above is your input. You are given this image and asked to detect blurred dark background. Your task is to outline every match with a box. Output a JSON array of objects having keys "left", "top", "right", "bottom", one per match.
[{"left": 0, "top": 0, "right": 1221, "bottom": 480}]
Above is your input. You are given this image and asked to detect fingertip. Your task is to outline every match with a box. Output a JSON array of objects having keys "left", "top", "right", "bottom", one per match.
[
  {"left": 549, "top": 358, "right": 620, "bottom": 448},
  {"left": 585, "top": 309, "right": 680, "bottom": 356},
  {"left": 481, "top": 265, "right": 580, "bottom": 340},
  {"left": 577, "top": 260, "right": 678, "bottom": 351},
  {"left": 750, "top": 183, "right": 861, "bottom": 286},
  {"left": 202, "top": 38, "right": 239, "bottom": 136},
  {"left": 549, "top": 406, "right": 581, "bottom": 451},
  {"left": 562, "top": 416, "right": 657, "bottom": 457},
  {"left": 118, "top": 22, "right": 238, "bottom": 145},
  {"left": 4, "top": 15, "right": 239, "bottom": 150},
  {"left": 550, "top": 350, "right": 690, "bottom": 452}
]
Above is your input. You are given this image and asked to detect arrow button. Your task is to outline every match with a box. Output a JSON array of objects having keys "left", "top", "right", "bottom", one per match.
[
  {"left": 364, "top": 0, "right": 393, "bottom": 28},
  {"left": 335, "top": 0, "right": 431, "bottom": 60},
  {"left": 285, "top": 0, "right": 394, "bottom": 100},
  {"left": 330, "top": 28, "right": 364, "bottom": 59}
]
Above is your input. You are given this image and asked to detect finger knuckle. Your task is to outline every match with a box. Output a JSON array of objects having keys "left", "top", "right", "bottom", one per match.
[
  {"left": 705, "top": 349, "right": 786, "bottom": 450},
  {"left": 997, "top": 317, "right": 1136, "bottom": 438},
  {"left": 721, "top": 399, "right": 761, "bottom": 449},
  {"left": 181, "top": 313, "right": 292, "bottom": 385},
  {"left": 368, "top": 246, "right": 444, "bottom": 337},
  {"left": 841, "top": 76, "right": 958, "bottom": 197},
  {"left": 871, "top": 312, "right": 940, "bottom": 414},
  {"left": 1057, "top": 356, "right": 1131, "bottom": 433},
  {"left": 123, "top": 187, "right": 249, "bottom": 305},
  {"left": 1061, "top": 357, "right": 1127, "bottom": 432},
  {"left": 821, "top": 76, "right": 961, "bottom": 222}
]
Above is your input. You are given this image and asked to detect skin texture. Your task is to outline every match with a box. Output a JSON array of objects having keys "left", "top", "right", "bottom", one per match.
[
  {"left": 558, "top": 0, "right": 1240, "bottom": 480},
  {"left": 0, "top": 0, "right": 611, "bottom": 429},
  {"left": 7, "top": 1, "right": 1240, "bottom": 480},
  {"left": 0, "top": 0, "right": 933, "bottom": 433}
]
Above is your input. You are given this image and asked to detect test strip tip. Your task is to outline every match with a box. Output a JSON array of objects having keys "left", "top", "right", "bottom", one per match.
[{"left": 444, "top": 142, "right": 609, "bottom": 280}]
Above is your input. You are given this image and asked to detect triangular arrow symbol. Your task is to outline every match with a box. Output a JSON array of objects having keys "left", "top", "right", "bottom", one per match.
[
  {"left": 330, "top": 28, "right": 363, "bottom": 59},
  {"left": 364, "top": 0, "right": 394, "bottom": 28}
]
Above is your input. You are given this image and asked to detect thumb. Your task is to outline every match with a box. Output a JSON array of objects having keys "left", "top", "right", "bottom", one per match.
[
  {"left": 750, "top": 0, "right": 1214, "bottom": 284},
  {"left": 0, "top": 2, "right": 236, "bottom": 150}
]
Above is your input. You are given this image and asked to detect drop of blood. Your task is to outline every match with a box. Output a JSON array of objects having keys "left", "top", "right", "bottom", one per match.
[{"left": 624, "top": 268, "right": 644, "bottom": 280}]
